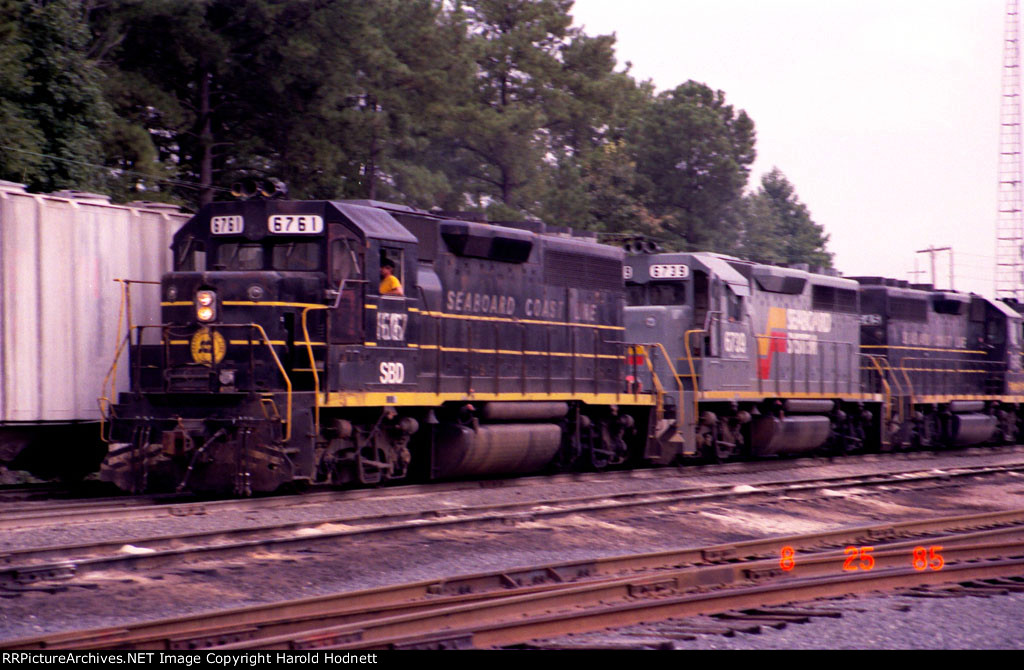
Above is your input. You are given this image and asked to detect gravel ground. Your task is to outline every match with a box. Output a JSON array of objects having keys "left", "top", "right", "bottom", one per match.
[
  {"left": 545, "top": 591, "right": 1024, "bottom": 649},
  {"left": 3, "top": 447, "right": 1024, "bottom": 553},
  {"left": 2, "top": 448, "right": 1024, "bottom": 644}
]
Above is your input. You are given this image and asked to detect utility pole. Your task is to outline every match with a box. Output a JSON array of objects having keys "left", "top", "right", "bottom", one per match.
[
  {"left": 997, "top": 0, "right": 1024, "bottom": 300},
  {"left": 915, "top": 246, "right": 954, "bottom": 289}
]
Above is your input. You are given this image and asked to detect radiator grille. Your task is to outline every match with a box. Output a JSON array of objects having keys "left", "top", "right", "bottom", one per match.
[{"left": 544, "top": 251, "right": 623, "bottom": 291}]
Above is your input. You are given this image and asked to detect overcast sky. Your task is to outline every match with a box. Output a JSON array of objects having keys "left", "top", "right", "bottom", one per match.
[{"left": 570, "top": 0, "right": 1005, "bottom": 295}]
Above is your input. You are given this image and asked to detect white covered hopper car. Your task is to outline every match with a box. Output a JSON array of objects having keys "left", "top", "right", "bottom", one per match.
[{"left": 0, "top": 181, "right": 188, "bottom": 479}]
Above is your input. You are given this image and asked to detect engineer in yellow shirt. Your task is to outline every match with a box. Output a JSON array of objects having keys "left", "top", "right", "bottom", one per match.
[{"left": 379, "top": 258, "right": 403, "bottom": 296}]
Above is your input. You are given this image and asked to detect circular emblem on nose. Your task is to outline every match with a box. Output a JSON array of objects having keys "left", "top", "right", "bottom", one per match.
[{"left": 190, "top": 328, "right": 227, "bottom": 364}]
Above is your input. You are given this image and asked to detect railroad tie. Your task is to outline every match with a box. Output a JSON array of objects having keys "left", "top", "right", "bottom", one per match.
[
  {"left": 659, "top": 623, "right": 760, "bottom": 636},
  {"left": 744, "top": 607, "right": 844, "bottom": 618},
  {"left": 712, "top": 611, "right": 799, "bottom": 628}
]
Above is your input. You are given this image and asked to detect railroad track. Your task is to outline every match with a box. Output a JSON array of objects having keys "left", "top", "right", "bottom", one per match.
[
  {"left": 5, "top": 443, "right": 1024, "bottom": 529},
  {"left": 6, "top": 508, "right": 1024, "bottom": 650},
  {"left": 2, "top": 461, "right": 1023, "bottom": 586},
  {"left": 0, "top": 483, "right": 79, "bottom": 504}
]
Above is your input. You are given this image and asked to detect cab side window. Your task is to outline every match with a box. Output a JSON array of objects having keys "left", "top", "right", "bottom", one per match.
[
  {"left": 331, "top": 238, "right": 363, "bottom": 286},
  {"left": 379, "top": 248, "right": 404, "bottom": 297},
  {"left": 272, "top": 242, "right": 321, "bottom": 270},
  {"left": 176, "top": 238, "right": 206, "bottom": 271}
]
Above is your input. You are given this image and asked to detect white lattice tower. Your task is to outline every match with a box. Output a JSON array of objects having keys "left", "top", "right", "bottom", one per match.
[{"left": 997, "top": 0, "right": 1024, "bottom": 300}]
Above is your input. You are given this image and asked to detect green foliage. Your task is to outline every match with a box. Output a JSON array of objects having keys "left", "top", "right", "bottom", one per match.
[
  {"left": 741, "top": 168, "right": 833, "bottom": 268},
  {"left": 0, "top": 0, "right": 833, "bottom": 261},
  {"left": 0, "top": 0, "right": 43, "bottom": 183},
  {"left": 0, "top": 0, "right": 110, "bottom": 191},
  {"left": 440, "top": 0, "right": 577, "bottom": 215},
  {"left": 629, "top": 81, "right": 756, "bottom": 252}
]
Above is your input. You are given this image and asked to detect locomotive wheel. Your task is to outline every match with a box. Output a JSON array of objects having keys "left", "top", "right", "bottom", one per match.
[
  {"left": 832, "top": 414, "right": 867, "bottom": 455},
  {"left": 700, "top": 424, "right": 734, "bottom": 463}
]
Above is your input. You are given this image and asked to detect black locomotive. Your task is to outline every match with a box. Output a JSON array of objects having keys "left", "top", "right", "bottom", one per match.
[
  {"left": 101, "top": 200, "right": 653, "bottom": 494},
  {"left": 100, "top": 199, "right": 1024, "bottom": 495}
]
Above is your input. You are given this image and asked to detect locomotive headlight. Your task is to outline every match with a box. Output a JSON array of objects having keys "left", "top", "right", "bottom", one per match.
[
  {"left": 196, "top": 290, "right": 217, "bottom": 322},
  {"left": 166, "top": 285, "right": 178, "bottom": 301}
]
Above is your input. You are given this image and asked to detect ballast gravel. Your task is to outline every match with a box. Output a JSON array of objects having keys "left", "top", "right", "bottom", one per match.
[
  {"left": 3, "top": 447, "right": 1024, "bottom": 646},
  {"left": 545, "top": 591, "right": 1024, "bottom": 650}
]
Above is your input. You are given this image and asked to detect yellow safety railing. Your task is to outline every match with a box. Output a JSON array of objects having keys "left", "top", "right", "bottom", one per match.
[
  {"left": 877, "top": 355, "right": 906, "bottom": 424},
  {"left": 682, "top": 328, "right": 706, "bottom": 425},
  {"left": 301, "top": 305, "right": 330, "bottom": 436},
  {"left": 894, "top": 357, "right": 914, "bottom": 403},
  {"left": 641, "top": 340, "right": 687, "bottom": 430},
  {"left": 100, "top": 320, "right": 296, "bottom": 444},
  {"left": 862, "top": 354, "right": 893, "bottom": 426},
  {"left": 246, "top": 322, "right": 294, "bottom": 441},
  {"left": 896, "top": 356, "right": 1004, "bottom": 397},
  {"left": 99, "top": 279, "right": 160, "bottom": 443}
]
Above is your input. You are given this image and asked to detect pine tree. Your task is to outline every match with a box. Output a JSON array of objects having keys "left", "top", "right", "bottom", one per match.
[
  {"left": 629, "top": 81, "right": 756, "bottom": 251},
  {"left": 742, "top": 168, "right": 832, "bottom": 268}
]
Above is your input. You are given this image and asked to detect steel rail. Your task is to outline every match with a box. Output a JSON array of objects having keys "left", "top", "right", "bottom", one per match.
[
  {"left": 6, "top": 444, "right": 1024, "bottom": 530},
  {"left": 4, "top": 463, "right": 1023, "bottom": 582},
  {"left": 6, "top": 508, "right": 1024, "bottom": 650},
  {"left": 272, "top": 547, "right": 1024, "bottom": 651}
]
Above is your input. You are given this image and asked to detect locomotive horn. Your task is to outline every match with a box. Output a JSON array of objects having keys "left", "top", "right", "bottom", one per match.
[
  {"left": 231, "top": 179, "right": 259, "bottom": 200},
  {"left": 259, "top": 179, "right": 288, "bottom": 199}
]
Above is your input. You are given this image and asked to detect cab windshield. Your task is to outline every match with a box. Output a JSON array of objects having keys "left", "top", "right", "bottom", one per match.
[
  {"left": 626, "top": 282, "right": 687, "bottom": 306},
  {"left": 272, "top": 242, "right": 321, "bottom": 270},
  {"left": 210, "top": 241, "right": 322, "bottom": 271},
  {"left": 216, "top": 243, "right": 263, "bottom": 270}
]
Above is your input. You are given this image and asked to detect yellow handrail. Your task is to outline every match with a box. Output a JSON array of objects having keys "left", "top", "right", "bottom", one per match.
[
  {"left": 863, "top": 354, "right": 893, "bottom": 427},
  {"left": 895, "top": 356, "right": 914, "bottom": 404},
  {"left": 301, "top": 305, "right": 329, "bottom": 436},
  {"left": 98, "top": 279, "right": 160, "bottom": 443},
  {"left": 98, "top": 331, "right": 132, "bottom": 443},
  {"left": 642, "top": 340, "right": 687, "bottom": 429},
  {"left": 682, "top": 328, "right": 706, "bottom": 425},
  {"left": 247, "top": 322, "right": 293, "bottom": 442},
  {"left": 875, "top": 356, "right": 906, "bottom": 424}
]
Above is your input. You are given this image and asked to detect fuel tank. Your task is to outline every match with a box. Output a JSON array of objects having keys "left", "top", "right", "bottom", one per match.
[
  {"left": 750, "top": 415, "right": 831, "bottom": 456},
  {"left": 949, "top": 413, "right": 997, "bottom": 446},
  {"left": 433, "top": 423, "right": 562, "bottom": 478}
]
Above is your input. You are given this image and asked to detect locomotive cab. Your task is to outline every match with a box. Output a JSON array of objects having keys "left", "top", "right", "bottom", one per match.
[
  {"left": 971, "top": 296, "right": 1024, "bottom": 395},
  {"left": 160, "top": 200, "right": 419, "bottom": 396},
  {"left": 623, "top": 252, "right": 754, "bottom": 461},
  {"left": 624, "top": 252, "right": 750, "bottom": 382}
]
